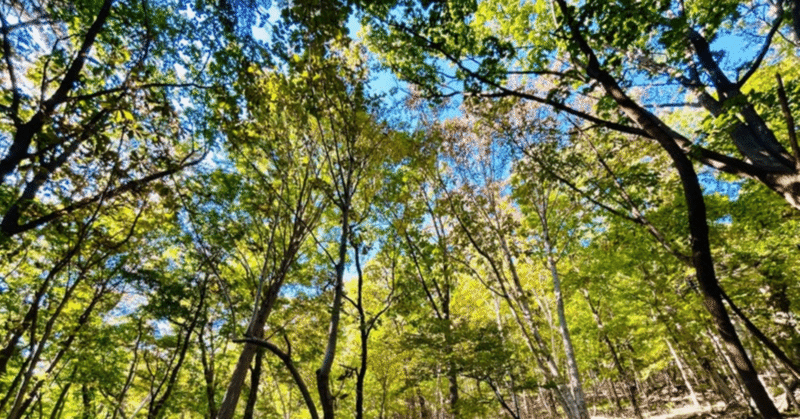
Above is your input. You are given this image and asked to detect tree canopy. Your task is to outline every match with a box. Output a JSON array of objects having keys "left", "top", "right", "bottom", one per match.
[{"left": 0, "top": 0, "right": 799, "bottom": 418}]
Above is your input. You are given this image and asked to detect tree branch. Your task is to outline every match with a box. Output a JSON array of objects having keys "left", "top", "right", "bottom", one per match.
[
  {"left": 233, "top": 337, "right": 319, "bottom": 419},
  {"left": 0, "top": 0, "right": 115, "bottom": 183},
  {"left": 777, "top": 73, "right": 800, "bottom": 164},
  {"left": 66, "top": 82, "right": 213, "bottom": 102},
  {"left": 0, "top": 12, "right": 21, "bottom": 126},
  {"left": 4, "top": 152, "right": 204, "bottom": 236},
  {"left": 737, "top": 12, "right": 783, "bottom": 89}
]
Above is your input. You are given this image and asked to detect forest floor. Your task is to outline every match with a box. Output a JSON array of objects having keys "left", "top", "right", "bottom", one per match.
[{"left": 589, "top": 399, "right": 800, "bottom": 419}]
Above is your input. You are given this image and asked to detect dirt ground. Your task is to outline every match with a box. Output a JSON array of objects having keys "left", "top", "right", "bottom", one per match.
[{"left": 590, "top": 401, "right": 800, "bottom": 419}]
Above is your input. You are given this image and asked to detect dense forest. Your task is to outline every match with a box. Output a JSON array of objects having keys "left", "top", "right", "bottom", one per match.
[{"left": 1, "top": 0, "right": 800, "bottom": 418}]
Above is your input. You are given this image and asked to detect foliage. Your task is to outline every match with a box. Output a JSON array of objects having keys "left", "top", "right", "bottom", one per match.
[{"left": 0, "top": 1, "right": 799, "bottom": 419}]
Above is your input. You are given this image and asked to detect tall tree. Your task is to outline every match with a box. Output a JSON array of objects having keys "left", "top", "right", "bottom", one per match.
[
  {"left": 0, "top": 0, "right": 218, "bottom": 240},
  {"left": 210, "top": 66, "right": 327, "bottom": 418},
  {"left": 360, "top": 0, "right": 800, "bottom": 210}
]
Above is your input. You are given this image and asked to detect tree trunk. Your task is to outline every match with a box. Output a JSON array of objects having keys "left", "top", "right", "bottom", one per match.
[
  {"left": 317, "top": 205, "right": 349, "bottom": 419},
  {"left": 666, "top": 338, "right": 700, "bottom": 406},
  {"left": 666, "top": 146, "right": 778, "bottom": 417},
  {"left": 355, "top": 326, "right": 368, "bottom": 419},
  {"left": 242, "top": 337, "right": 319, "bottom": 419},
  {"left": 706, "top": 326, "right": 752, "bottom": 406},
  {"left": 148, "top": 280, "right": 207, "bottom": 419},
  {"left": 701, "top": 357, "right": 736, "bottom": 405},
  {"left": 49, "top": 379, "right": 72, "bottom": 419},
  {"left": 552, "top": 1, "right": 782, "bottom": 414},
  {"left": 81, "top": 384, "right": 94, "bottom": 419},
  {"left": 608, "top": 379, "right": 623, "bottom": 415},
  {"left": 199, "top": 328, "right": 218, "bottom": 419},
  {"left": 216, "top": 279, "right": 283, "bottom": 419},
  {"left": 0, "top": 0, "right": 114, "bottom": 187},
  {"left": 583, "top": 292, "right": 643, "bottom": 419},
  {"left": 450, "top": 187, "right": 578, "bottom": 418},
  {"left": 243, "top": 349, "right": 263, "bottom": 419},
  {"left": 539, "top": 205, "right": 589, "bottom": 419},
  {"left": 446, "top": 359, "right": 459, "bottom": 418},
  {"left": 721, "top": 290, "right": 800, "bottom": 380},
  {"left": 767, "top": 352, "right": 800, "bottom": 412}
]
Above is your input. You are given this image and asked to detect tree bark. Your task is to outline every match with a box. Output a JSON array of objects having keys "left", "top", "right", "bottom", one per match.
[
  {"left": 452, "top": 209, "right": 577, "bottom": 418},
  {"left": 762, "top": 346, "right": 800, "bottom": 411},
  {"left": 539, "top": 205, "right": 589, "bottom": 419},
  {"left": 147, "top": 280, "right": 207, "bottom": 419},
  {"left": 701, "top": 357, "right": 736, "bottom": 405},
  {"left": 216, "top": 279, "right": 284, "bottom": 419},
  {"left": 0, "top": 0, "right": 114, "bottom": 185},
  {"left": 239, "top": 337, "right": 319, "bottom": 419},
  {"left": 317, "top": 205, "right": 349, "bottom": 419},
  {"left": 243, "top": 349, "right": 263, "bottom": 419},
  {"left": 48, "top": 378, "right": 72, "bottom": 419},
  {"left": 199, "top": 327, "right": 218, "bottom": 419},
  {"left": 354, "top": 243, "right": 368, "bottom": 419},
  {"left": 721, "top": 290, "right": 800, "bottom": 380},
  {"left": 662, "top": 136, "right": 780, "bottom": 418}
]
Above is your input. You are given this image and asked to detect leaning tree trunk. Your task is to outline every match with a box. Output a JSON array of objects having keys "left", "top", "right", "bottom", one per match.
[
  {"left": 665, "top": 338, "right": 700, "bottom": 406},
  {"left": 216, "top": 279, "right": 284, "bottom": 419},
  {"left": 665, "top": 142, "right": 780, "bottom": 418},
  {"left": 539, "top": 214, "right": 589, "bottom": 419},
  {"left": 553, "top": 8, "right": 784, "bottom": 413}
]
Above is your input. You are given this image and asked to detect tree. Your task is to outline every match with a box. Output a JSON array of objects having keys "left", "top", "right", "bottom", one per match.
[
  {"left": 0, "top": 0, "right": 219, "bottom": 240},
  {"left": 428, "top": 105, "right": 592, "bottom": 419},
  {"left": 361, "top": 6, "right": 792, "bottom": 410},
  {"left": 360, "top": 0, "right": 800, "bottom": 210},
  {"left": 209, "top": 67, "right": 327, "bottom": 419}
]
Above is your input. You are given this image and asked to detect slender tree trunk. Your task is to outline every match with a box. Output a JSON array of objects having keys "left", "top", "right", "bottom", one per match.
[
  {"left": 721, "top": 291, "right": 800, "bottom": 380},
  {"left": 148, "top": 280, "right": 207, "bottom": 419},
  {"left": 49, "top": 380, "right": 71, "bottom": 419},
  {"left": 356, "top": 324, "right": 368, "bottom": 419},
  {"left": 216, "top": 279, "right": 283, "bottom": 419},
  {"left": 498, "top": 244, "right": 575, "bottom": 417},
  {"left": 665, "top": 338, "right": 700, "bottom": 406},
  {"left": 583, "top": 292, "right": 643, "bottom": 419},
  {"left": 763, "top": 347, "right": 800, "bottom": 411},
  {"left": 608, "top": 379, "right": 623, "bottom": 415},
  {"left": 442, "top": 297, "right": 459, "bottom": 418},
  {"left": 317, "top": 205, "right": 349, "bottom": 419},
  {"left": 378, "top": 375, "right": 388, "bottom": 419},
  {"left": 492, "top": 297, "right": 523, "bottom": 418},
  {"left": 81, "top": 384, "right": 93, "bottom": 419},
  {"left": 242, "top": 337, "right": 319, "bottom": 419},
  {"left": 199, "top": 328, "right": 218, "bottom": 419},
  {"left": 539, "top": 204, "right": 589, "bottom": 419},
  {"left": 417, "top": 388, "right": 430, "bottom": 419},
  {"left": 450, "top": 190, "right": 577, "bottom": 418},
  {"left": 7, "top": 264, "right": 96, "bottom": 419},
  {"left": 0, "top": 237, "right": 83, "bottom": 380},
  {"left": 701, "top": 357, "right": 735, "bottom": 405},
  {"left": 111, "top": 322, "right": 143, "bottom": 419},
  {"left": 706, "top": 326, "right": 755, "bottom": 410},
  {"left": 446, "top": 358, "right": 459, "bottom": 419},
  {"left": 243, "top": 349, "right": 263, "bottom": 419}
]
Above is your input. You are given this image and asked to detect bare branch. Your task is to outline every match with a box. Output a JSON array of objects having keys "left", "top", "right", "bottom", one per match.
[{"left": 737, "top": 12, "right": 783, "bottom": 88}]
